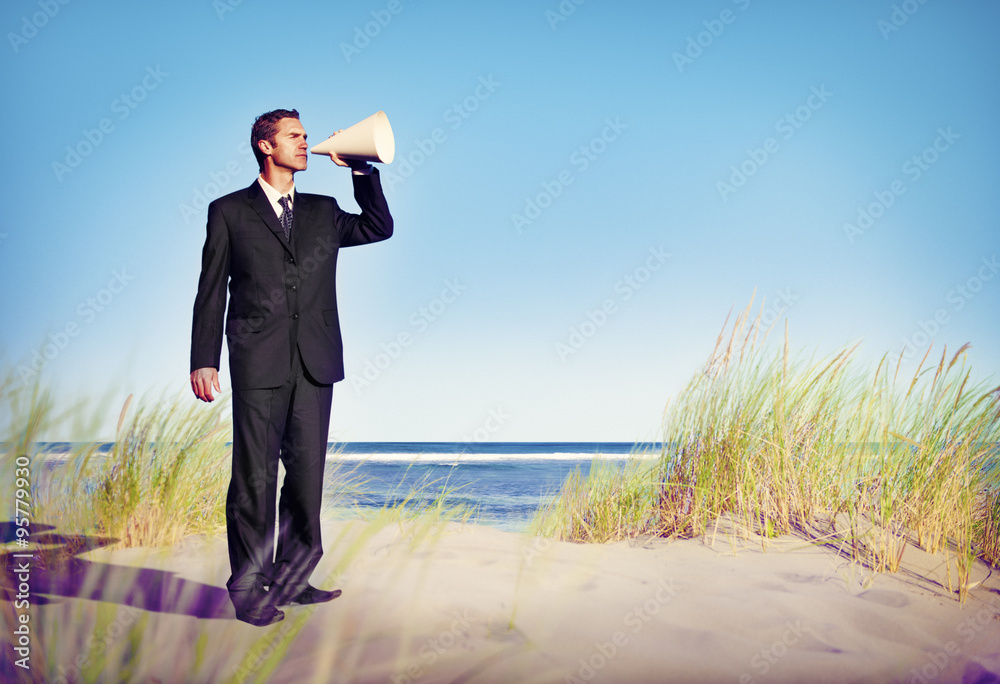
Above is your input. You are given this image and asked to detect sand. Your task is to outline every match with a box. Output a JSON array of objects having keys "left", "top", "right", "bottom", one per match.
[{"left": 7, "top": 519, "right": 1000, "bottom": 683}]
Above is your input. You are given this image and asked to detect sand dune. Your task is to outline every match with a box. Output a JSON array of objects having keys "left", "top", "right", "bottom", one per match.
[{"left": 15, "top": 519, "right": 1000, "bottom": 683}]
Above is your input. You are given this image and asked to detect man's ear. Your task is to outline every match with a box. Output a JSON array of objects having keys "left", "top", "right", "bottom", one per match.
[{"left": 258, "top": 139, "right": 272, "bottom": 156}]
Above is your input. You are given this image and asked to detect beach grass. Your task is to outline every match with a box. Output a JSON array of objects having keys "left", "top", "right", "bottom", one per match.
[
  {"left": 1, "top": 374, "right": 478, "bottom": 683},
  {"left": 2, "top": 380, "right": 473, "bottom": 553},
  {"left": 2, "top": 299, "right": 998, "bottom": 682},
  {"left": 533, "top": 300, "right": 1000, "bottom": 601},
  {"left": 0, "top": 386, "right": 234, "bottom": 555}
]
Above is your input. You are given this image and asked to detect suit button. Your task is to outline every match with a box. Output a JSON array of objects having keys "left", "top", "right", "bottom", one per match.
[
  {"left": 291, "top": 314, "right": 299, "bottom": 320},
  {"left": 290, "top": 285, "right": 297, "bottom": 292},
  {"left": 287, "top": 258, "right": 294, "bottom": 264}
]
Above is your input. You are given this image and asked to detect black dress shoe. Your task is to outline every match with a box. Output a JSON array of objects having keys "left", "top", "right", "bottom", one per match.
[
  {"left": 231, "top": 583, "right": 285, "bottom": 626},
  {"left": 275, "top": 584, "right": 342, "bottom": 607},
  {"left": 235, "top": 603, "right": 284, "bottom": 627}
]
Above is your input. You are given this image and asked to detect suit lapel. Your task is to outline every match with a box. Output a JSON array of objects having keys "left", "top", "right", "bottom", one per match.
[{"left": 247, "top": 181, "right": 294, "bottom": 258}]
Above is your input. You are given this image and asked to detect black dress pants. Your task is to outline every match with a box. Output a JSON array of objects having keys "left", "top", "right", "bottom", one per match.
[{"left": 226, "top": 348, "right": 333, "bottom": 596}]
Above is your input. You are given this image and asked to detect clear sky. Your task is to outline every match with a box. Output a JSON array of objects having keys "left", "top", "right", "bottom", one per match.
[{"left": 2, "top": 0, "right": 998, "bottom": 442}]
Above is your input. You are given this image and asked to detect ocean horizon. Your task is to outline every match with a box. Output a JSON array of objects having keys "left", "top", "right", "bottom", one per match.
[
  {"left": 28, "top": 441, "right": 668, "bottom": 533},
  {"left": 33, "top": 441, "right": 665, "bottom": 456}
]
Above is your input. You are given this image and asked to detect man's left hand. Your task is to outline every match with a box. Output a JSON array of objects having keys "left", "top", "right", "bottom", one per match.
[{"left": 325, "top": 129, "right": 373, "bottom": 172}]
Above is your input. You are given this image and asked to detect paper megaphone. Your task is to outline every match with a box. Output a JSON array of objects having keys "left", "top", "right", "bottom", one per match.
[{"left": 309, "top": 110, "right": 395, "bottom": 164}]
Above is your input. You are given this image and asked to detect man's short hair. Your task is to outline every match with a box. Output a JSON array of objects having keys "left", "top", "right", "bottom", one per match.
[{"left": 251, "top": 109, "right": 300, "bottom": 171}]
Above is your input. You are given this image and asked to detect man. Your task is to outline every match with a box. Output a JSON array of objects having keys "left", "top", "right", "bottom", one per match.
[{"left": 190, "top": 109, "right": 393, "bottom": 626}]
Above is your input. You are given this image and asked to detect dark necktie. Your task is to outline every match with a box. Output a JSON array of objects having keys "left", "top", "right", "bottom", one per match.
[{"left": 278, "top": 195, "right": 293, "bottom": 240}]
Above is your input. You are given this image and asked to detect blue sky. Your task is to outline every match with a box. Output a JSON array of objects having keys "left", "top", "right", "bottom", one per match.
[{"left": 2, "top": 0, "right": 998, "bottom": 442}]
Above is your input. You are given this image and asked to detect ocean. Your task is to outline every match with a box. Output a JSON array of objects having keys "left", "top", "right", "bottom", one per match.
[
  {"left": 324, "top": 442, "right": 664, "bottom": 532},
  {"left": 35, "top": 441, "right": 665, "bottom": 533}
]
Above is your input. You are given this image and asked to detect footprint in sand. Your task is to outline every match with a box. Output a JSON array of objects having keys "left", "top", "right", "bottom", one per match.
[
  {"left": 858, "top": 589, "right": 909, "bottom": 608},
  {"left": 779, "top": 573, "right": 825, "bottom": 584}
]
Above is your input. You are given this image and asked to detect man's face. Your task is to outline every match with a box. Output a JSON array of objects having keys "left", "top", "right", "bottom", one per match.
[{"left": 262, "top": 117, "right": 308, "bottom": 172}]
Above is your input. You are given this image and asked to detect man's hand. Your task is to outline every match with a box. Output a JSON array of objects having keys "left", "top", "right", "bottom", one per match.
[
  {"left": 191, "top": 367, "right": 221, "bottom": 402},
  {"left": 325, "top": 129, "right": 373, "bottom": 172}
]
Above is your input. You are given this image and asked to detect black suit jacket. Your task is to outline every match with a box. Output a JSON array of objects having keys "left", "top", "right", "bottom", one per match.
[{"left": 191, "top": 169, "right": 393, "bottom": 390}]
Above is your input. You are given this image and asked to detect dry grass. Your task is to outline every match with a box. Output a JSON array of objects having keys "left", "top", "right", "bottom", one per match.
[
  {"left": 0, "top": 371, "right": 476, "bottom": 683},
  {"left": 534, "top": 299, "right": 1000, "bottom": 601},
  {"left": 11, "top": 390, "right": 234, "bottom": 550}
]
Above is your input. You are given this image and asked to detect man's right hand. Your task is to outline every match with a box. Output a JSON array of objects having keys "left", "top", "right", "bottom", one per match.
[{"left": 191, "top": 367, "right": 221, "bottom": 402}]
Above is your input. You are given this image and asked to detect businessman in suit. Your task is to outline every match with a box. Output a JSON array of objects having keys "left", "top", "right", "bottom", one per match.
[{"left": 190, "top": 109, "right": 393, "bottom": 626}]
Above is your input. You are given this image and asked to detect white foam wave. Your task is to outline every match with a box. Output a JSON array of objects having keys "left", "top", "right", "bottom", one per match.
[{"left": 327, "top": 451, "right": 659, "bottom": 463}]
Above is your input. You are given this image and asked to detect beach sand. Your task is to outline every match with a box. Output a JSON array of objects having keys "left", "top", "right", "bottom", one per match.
[{"left": 10, "top": 519, "right": 1000, "bottom": 683}]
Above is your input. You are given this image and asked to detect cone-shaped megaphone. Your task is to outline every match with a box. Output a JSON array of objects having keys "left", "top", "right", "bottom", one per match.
[{"left": 310, "top": 110, "right": 395, "bottom": 164}]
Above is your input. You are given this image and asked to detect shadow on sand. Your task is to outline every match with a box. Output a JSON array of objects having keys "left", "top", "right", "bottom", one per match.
[{"left": 1, "top": 520, "right": 233, "bottom": 620}]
